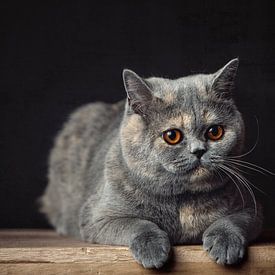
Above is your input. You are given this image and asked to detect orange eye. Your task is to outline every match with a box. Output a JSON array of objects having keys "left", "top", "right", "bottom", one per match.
[
  {"left": 206, "top": 125, "right": 224, "bottom": 141},
  {"left": 163, "top": 129, "right": 183, "bottom": 145}
]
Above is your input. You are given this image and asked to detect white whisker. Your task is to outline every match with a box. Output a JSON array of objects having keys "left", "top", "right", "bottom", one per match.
[
  {"left": 217, "top": 165, "right": 245, "bottom": 209},
  {"left": 222, "top": 163, "right": 266, "bottom": 195},
  {"left": 224, "top": 158, "right": 275, "bottom": 176},
  {"left": 219, "top": 163, "right": 257, "bottom": 216},
  {"left": 228, "top": 116, "right": 260, "bottom": 159}
]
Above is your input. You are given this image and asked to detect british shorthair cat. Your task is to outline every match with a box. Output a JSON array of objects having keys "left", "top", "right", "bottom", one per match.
[{"left": 41, "top": 59, "right": 263, "bottom": 268}]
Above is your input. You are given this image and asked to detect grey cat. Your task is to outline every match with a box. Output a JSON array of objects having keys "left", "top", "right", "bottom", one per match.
[{"left": 41, "top": 59, "right": 263, "bottom": 268}]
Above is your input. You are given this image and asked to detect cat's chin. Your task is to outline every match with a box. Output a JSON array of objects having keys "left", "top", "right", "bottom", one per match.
[
  {"left": 187, "top": 167, "right": 228, "bottom": 192},
  {"left": 189, "top": 166, "right": 212, "bottom": 180},
  {"left": 164, "top": 163, "right": 212, "bottom": 179},
  {"left": 163, "top": 163, "right": 224, "bottom": 191}
]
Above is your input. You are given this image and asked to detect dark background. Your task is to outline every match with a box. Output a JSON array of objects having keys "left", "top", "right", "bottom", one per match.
[{"left": 1, "top": 1, "right": 275, "bottom": 229}]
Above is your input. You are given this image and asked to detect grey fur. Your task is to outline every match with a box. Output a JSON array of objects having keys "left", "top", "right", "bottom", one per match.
[{"left": 41, "top": 59, "right": 263, "bottom": 268}]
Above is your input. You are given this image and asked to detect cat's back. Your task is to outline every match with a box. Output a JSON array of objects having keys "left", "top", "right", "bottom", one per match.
[
  {"left": 56, "top": 101, "right": 123, "bottom": 153},
  {"left": 50, "top": 100, "right": 125, "bottom": 179},
  {"left": 41, "top": 100, "right": 125, "bottom": 235}
]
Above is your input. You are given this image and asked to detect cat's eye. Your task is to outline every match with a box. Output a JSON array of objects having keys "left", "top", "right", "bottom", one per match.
[
  {"left": 162, "top": 129, "right": 183, "bottom": 145},
  {"left": 206, "top": 125, "right": 224, "bottom": 141}
]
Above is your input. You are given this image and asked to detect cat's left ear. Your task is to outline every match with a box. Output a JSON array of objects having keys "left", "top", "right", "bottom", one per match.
[
  {"left": 211, "top": 58, "right": 239, "bottom": 97},
  {"left": 122, "top": 69, "right": 153, "bottom": 117}
]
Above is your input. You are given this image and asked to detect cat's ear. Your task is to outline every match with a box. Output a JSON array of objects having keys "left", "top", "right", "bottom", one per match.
[
  {"left": 211, "top": 58, "right": 239, "bottom": 98},
  {"left": 122, "top": 69, "right": 153, "bottom": 116}
]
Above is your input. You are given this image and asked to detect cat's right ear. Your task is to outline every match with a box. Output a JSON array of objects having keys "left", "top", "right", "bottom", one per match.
[
  {"left": 122, "top": 69, "right": 153, "bottom": 117},
  {"left": 211, "top": 58, "right": 239, "bottom": 98}
]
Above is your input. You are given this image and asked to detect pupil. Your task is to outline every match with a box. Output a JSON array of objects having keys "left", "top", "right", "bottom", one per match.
[
  {"left": 168, "top": 130, "right": 176, "bottom": 140},
  {"left": 210, "top": 126, "right": 218, "bottom": 136}
]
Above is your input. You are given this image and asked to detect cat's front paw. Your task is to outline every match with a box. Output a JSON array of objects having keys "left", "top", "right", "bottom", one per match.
[
  {"left": 202, "top": 229, "right": 246, "bottom": 265},
  {"left": 130, "top": 229, "right": 171, "bottom": 269}
]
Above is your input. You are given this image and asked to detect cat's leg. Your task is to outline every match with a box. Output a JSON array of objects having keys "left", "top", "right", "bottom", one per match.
[
  {"left": 202, "top": 207, "right": 263, "bottom": 265},
  {"left": 79, "top": 209, "right": 171, "bottom": 268}
]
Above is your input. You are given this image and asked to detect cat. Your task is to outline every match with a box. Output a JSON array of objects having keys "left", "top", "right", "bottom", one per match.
[{"left": 40, "top": 58, "right": 263, "bottom": 269}]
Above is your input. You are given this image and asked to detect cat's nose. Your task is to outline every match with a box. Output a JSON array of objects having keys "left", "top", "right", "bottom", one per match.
[
  {"left": 191, "top": 148, "right": 206, "bottom": 159},
  {"left": 190, "top": 141, "right": 206, "bottom": 159}
]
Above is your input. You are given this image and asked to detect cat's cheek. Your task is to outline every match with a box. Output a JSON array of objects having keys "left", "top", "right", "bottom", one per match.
[
  {"left": 218, "top": 129, "right": 238, "bottom": 153},
  {"left": 162, "top": 163, "right": 179, "bottom": 174}
]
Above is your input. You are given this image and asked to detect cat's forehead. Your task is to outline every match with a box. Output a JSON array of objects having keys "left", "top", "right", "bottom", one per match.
[
  {"left": 146, "top": 74, "right": 212, "bottom": 104},
  {"left": 157, "top": 109, "right": 218, "bottom": 132},
  {"left": 145, "top": 75, "right": 235, "bottom": 130}
]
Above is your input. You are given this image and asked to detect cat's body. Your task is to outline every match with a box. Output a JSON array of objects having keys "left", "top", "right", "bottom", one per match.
[{"left": 41, "top": 59, "right": 263, "bottom": 268}]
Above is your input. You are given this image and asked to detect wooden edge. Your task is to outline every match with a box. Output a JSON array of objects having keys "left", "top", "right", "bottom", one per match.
[
  {"left": 0, "top": 230, "right": 275, "bottom": 274},
  {"left": 0, "top": 244, "right": 274, "bottom": 264}
]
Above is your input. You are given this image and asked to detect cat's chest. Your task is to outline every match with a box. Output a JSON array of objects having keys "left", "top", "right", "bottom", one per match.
[{"left": 178, "top": 201, "right": 228, "bottom": 241}]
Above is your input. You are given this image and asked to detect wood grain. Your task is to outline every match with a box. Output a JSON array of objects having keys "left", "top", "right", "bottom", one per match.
[{"left": 0, "top": 230, "right": 274, "bottom": 274}]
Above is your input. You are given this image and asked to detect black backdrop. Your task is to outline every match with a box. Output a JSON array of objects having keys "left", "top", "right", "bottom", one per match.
[{"left": 1, "top": 1, "right": 275, "bottom": 229}]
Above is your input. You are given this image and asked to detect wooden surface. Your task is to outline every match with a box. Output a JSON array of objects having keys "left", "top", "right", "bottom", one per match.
[{"left": 0, "top": 230, "right": 274, "bottom": 274}]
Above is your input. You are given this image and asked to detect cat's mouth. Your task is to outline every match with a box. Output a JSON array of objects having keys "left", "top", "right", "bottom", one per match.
[
  {"left": 184, "top": 163, "right": 201, "bottom": 174},
  {"left": 164, "top": 160, "right": 214, "bottom": 182},
  {"left": 185, "top": 165, "right": 212, "bottom": 180},
  {"left": 164, "top": 160, "right": 209, "bottom": 176}
]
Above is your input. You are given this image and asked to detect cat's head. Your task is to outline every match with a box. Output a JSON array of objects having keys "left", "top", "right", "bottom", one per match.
[{"left": 120, "top": 59, "right": 244, "bottom": 195}]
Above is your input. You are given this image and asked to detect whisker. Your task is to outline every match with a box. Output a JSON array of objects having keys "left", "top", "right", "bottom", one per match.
[
  {"left": 212, "top": 156, "right": 267, "bottom": 194},
  {"left": 224, "top": 161, "right": 252, "bottom": 175},
  {"left": 213, "top": 167, "right": 224, "bottom": 183},
  {"left": 217, "top": 165, "right": 245, "bottom": 209},
  {"left": 224, "top": 158, "right": 275, "bottom": 176},
  {"left": 222, "top": 163, "right": 267, "bottom": 195},
  {"left": 219, "top": 164, "right": 257, "bottom": 216},
  {"left": 227, "top": 116, "right": 260, "bottom": 159},
  {"left": 212, "top": 165, "right": 227, "bottom": 185}
]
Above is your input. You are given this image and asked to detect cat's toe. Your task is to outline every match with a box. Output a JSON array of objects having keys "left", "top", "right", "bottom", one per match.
[
  {"left": 202, "top": 235, "right": 215, "bottom": 252},
  {"left": 203, "top": 231, "right": 246, "bottom": 265},
  {"left": 226, "top": 240, "right": 245, "bottom": 264},
  {"left": 208, "top": 237, "right": 227, "bottom": 264},
  {"left": 130, "top": 230, "right": 171, "bottom": 269}
]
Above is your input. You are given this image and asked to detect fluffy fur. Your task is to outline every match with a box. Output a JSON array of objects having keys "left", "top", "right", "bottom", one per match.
[{"left": 41, "top": 59, "right": 263, "bottom": 268}]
